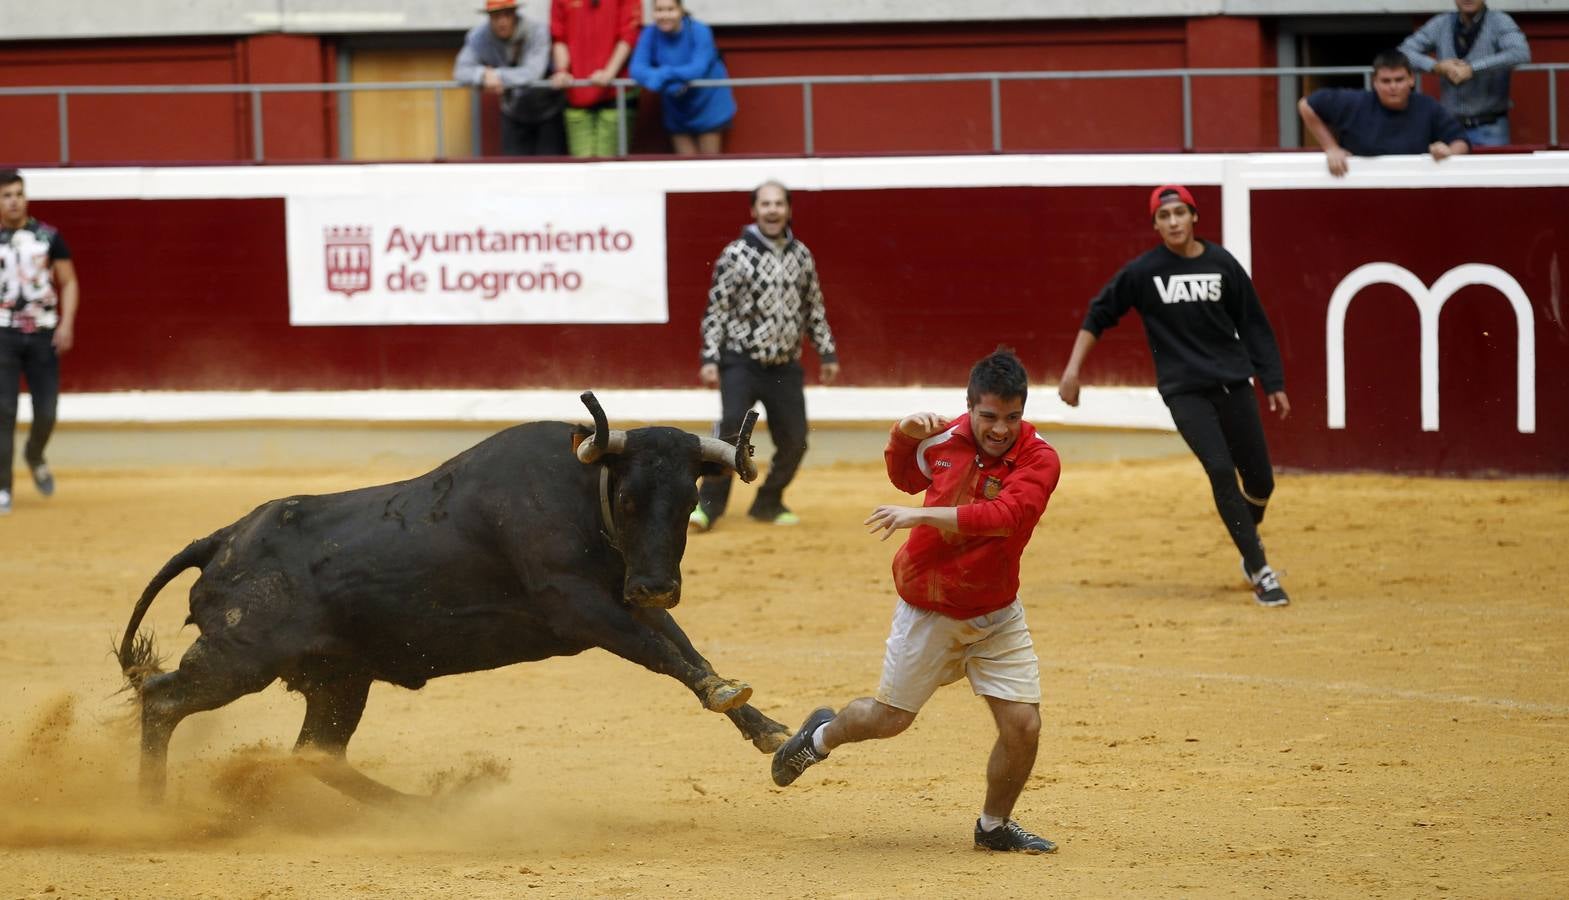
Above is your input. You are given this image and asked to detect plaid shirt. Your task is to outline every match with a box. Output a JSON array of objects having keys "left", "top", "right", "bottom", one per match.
[
  {"left": 1398, "top": 7, "right": 1531, "bottom": 119},
  {"left": 700, "top": 224, "right": 837, "bottom": 367}
]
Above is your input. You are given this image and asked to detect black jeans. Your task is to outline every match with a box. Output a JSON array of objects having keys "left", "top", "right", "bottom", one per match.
[
  {"left": 0, "top": 330, "right": 60, "bottom": 493},
  {"left": 699, "top": 354, "right": 808, "bottom": 521},
  {"left": 1165, "top": 381, "right": 1275, "bottom": 574},
  {"left": 501, "top": 114, "right": 567, "bottom": 156}
]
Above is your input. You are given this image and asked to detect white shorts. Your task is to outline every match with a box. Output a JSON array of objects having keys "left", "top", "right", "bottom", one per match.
[{"left": 875, "top": 598, "right": 1041, "bottom": 713}]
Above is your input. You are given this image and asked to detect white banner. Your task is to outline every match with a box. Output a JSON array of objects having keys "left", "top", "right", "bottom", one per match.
[{"left": 285, "top": 192, "right": 667, "bottom": 325}]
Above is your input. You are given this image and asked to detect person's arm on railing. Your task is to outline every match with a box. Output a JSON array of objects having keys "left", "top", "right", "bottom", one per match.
[
  {"left": 659, "top": 20, "right": 722, "bottom": 85},
  {"left": 592, "top": 41, "right": 633, "bottom": 87},
  {"left": 1297, "top": 93, "right": 1352, "bottom": 178},
  {"left": 498, "top": 19, "right": 552, "bottom": 88},
  {"left": 1464, "top": 15, "right": 1531, "bottom": 76},
  {"left": 454, "top": 30, "right": 488, "bottom": 86},
  {"left": 1397, "top": 16, "right": 1442, "bottom": 74},
  {"left": 1428, "top": 108, "right": 1470, "bottom": 161},
  {"left": 628, "top": 25, "right": 666, "bottom": 92},
  {"left": 550, "top": 42, "right": 573, "bottom": 88}
]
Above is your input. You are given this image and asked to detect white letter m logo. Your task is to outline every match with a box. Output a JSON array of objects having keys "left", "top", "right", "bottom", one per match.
[{"left": 1326, "top": 263, "right": 1535, "bottom": 433}]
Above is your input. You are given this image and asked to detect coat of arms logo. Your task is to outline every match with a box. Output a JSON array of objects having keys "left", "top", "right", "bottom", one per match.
[{"left": 324, "top": 226, "right": 373, "bottom": 298}]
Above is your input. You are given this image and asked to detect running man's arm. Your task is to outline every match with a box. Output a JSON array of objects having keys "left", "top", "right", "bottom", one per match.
[
  {"left": 1057, "top": 329, "right": 1098, "bottom": 407},
  {"left": 883, "top": 413, "right": 947, "bottom": 494},
  {"left": 866, "top": 504, "right": 958, "bottom": 540}
]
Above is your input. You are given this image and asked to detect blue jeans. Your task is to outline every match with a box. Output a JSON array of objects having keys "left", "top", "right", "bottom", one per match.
[{"left": 1464, "top": 116, "right": 1510, "bottom": 148}]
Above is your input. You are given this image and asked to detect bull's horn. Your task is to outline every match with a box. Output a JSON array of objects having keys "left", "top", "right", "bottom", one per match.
[
  {"left": 577, "top": 391, "right": 627, "bottom": 462},
  {"left": 577, "top": 430, "right": 627, "bottom": 463},
  {"left": 698, "top": 409, "right": 759, "bottom": 483}
]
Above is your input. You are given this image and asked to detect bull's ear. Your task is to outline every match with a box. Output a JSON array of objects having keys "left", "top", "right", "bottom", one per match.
[
  {"left": 570, "top": 426, "right": 592, "bottom": 454},
  {"left": 698, "top": 460, "right": 729, "bottom": 480}
]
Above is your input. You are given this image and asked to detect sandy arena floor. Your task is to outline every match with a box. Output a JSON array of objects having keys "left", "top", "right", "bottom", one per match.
[{"left": 0, "top": 427, "right": 1565, "bottom": 899}]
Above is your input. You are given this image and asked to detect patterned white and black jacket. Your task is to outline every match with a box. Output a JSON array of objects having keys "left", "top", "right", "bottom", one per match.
[{"left": 700, "top": 224, "right": 838, "bottom": 367}]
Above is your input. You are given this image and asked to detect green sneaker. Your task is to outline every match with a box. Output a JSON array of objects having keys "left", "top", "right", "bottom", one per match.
[
  {"left": 772, "top": 511, "right": 800, "bottom": 526},
  {"left": 689, "top": 508, "right": 712, "bottom": 531}
]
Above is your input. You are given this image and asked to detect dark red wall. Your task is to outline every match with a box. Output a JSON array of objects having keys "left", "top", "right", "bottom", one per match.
[
  {"left": 34, "top": 186, "right": 1217, "bottom": 393},
  {"left": 0, "top": 36, "right": 335, "bottom": 165},
  {"left": 1503, "top": 16, "right": 1569, "bottom": 148},
  {"left": 718, "top": 20, "right": 1195, "bottom": 154},
  {"left": 1251, "top": 188, "right": 1567, "bottom": 475}
]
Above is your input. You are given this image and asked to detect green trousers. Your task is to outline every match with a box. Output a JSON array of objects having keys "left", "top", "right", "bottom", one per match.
[{"left": 563, "top": 107, "right": 622, "bottom": 158}]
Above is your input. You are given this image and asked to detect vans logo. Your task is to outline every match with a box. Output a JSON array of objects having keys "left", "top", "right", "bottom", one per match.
[{"left": 1154, "top": 273, "right": 1222, "bottom": 304}]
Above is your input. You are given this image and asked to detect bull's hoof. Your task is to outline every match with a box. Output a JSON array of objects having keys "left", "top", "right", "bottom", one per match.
[
  {"left": 701, "top": 678, "right": 753, "bottom": 713},
  {"left": 751, "top": 726, "right": 790, "bottom": 754}
]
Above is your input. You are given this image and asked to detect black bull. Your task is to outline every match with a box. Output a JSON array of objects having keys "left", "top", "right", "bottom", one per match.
[{"left": 116, "top": 392, "right": 790, "bottom": 802}]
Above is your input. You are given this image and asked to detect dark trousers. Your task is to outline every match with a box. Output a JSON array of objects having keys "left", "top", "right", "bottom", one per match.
[
  {"left": 699, "top": 355, "right": 808, "bottom": 521},
  {"left": 502, "top": 114, "right": 567, "bottom": 156},
  {"left": 0, "top": 330, "right": 60, "bottom": 493},
  {"left": 1165, "top": 381, "right": 1276, "bottom": 574}
]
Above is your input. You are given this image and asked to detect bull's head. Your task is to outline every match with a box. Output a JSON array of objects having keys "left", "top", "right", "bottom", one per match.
[{"left": 575, "top": 391, "right": 757, "bottom": 608}]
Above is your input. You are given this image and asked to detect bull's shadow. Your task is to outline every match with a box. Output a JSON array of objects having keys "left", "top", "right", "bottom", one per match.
[{"left": 116, "top": 391, "right": 790, "bottom": 804}]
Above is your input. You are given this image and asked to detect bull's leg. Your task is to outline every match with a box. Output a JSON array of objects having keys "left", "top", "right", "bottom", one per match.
[
  {"left": 138, "top": 637, "right": 275, "bottom": 802},
  {"left": 544, "top": 585, "right": 750, "bottom": 713},
  {"left": 294, "top": 676, "right": 412, "bottom": 805},
  {"left": 633, "top": 608, "right": 791, "bottom": 753},
  {"left": 724, "top": 705, "right": 792, "bottom": 754}
]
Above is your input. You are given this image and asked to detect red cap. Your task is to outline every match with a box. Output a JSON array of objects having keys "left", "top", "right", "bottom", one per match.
[
  {"left": 1149, "top": 184, "right": 1196, "bottom": 217},
  {"left": 481, "top": 0, "right": 520, "bottom": 12}
]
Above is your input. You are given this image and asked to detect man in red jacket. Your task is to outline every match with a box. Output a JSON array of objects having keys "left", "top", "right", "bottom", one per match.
[{"left": 771, "top": 348, "right": 1063, "bottom": 854}]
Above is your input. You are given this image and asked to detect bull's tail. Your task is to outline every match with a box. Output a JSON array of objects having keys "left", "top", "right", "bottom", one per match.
[{"left": 117, "top": 535, "right": 222, "bottom": 691}]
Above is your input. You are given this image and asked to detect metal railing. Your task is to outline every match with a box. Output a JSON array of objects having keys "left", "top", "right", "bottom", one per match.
[{"left": 2, "top": 63, "right": 1562, "bottom": 164}]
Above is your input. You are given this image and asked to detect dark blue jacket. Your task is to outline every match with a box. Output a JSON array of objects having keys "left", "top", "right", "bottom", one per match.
[{"left": 1306, "top": 88, "right": 1467, "bottom": 156}]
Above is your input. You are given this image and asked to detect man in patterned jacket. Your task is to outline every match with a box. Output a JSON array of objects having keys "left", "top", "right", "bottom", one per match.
[
  {"left": 770, "top": 348, "right": 1063, "bottom": 855},
  {"left": 0, "top": 169, "right": 79, "bottom": 515},
  {"left": 691, "top": 180, "right": 839, "bottom": 529}
]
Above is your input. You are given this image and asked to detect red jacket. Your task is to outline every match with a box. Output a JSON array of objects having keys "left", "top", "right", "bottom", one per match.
[
  {"left": 551, "top": 0, "right": 642, "bottom": 108},
  {"left": 884, "top": 416, "right": 1060, "bottom": 620}
]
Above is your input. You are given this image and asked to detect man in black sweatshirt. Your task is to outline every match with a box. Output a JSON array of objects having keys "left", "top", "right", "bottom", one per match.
[{"left": 1056, "top": 185, "right": 1291, "bottom": 607}]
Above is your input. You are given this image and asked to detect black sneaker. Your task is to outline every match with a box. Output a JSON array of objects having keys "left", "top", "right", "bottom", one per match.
[
  {"left": 30, "top": 464, "right": 54, "bottom": 497},
  {"left": 1247, "top": 564, "right": 1290, "bottom": 608},
  {"left": 771, "top": 707, "right": 834, "bottom": 787},
  {"left": 974, "top": 819, "right": 1057, "bottom": 854}
]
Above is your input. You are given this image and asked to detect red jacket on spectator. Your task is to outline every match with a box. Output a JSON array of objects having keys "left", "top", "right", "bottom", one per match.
[
  {"left": 883, "top": 416, "right": 1061, "bottom": 620},
  {"left": 551, "top": 0, "right": 642, "bottom": 108}
]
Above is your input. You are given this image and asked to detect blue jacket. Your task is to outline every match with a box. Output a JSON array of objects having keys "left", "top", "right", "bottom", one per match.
[{"left": 629, "top": 18, "right": 736, "bottom": 135}]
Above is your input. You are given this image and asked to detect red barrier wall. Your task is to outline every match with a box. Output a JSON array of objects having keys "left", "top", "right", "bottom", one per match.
[
  {"left": 1250, "top": 187, "right": 1567, "bottom": 475},
  {"left": 33, "top": 185, "right": 1220, "bottom": 393}
]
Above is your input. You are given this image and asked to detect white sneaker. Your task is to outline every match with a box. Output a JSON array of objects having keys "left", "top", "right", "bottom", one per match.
[
  {"left": 0, "top": 489, "right": 11, "bottom": 515},
  {"left": 1245, "top": 564, "right": 1290, "bottom": 607}
]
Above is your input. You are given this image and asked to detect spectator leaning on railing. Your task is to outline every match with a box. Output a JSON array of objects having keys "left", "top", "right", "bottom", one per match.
[
  {"left": 1398, "top": 0, "right": 1530, "bottom": 148},
  {"left": 1297, "top": 50, "right": 1469, "bottom": 177},
  {"left": 550, "top": 0, "right": 643, "bottom": 158},
  {"left": 629, "top": 0, "right": 736, "bottom": 155},
  {"left": 454, "top": 0, "right": 567, "bottom": 157}
]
